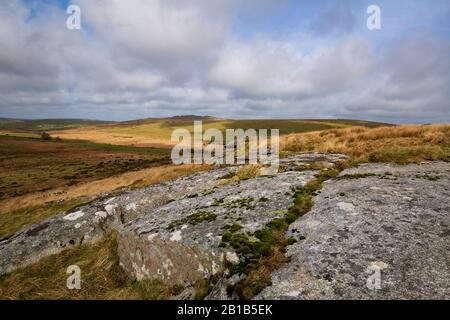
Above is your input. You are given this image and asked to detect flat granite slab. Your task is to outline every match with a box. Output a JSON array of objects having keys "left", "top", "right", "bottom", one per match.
[{"left": 257, "top": 161, "right": 450, "bottom": 299}]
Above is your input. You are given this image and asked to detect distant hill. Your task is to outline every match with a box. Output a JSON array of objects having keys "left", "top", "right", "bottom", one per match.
[{"left": 0, "top": 118, "right": 113, "bottom": 131}]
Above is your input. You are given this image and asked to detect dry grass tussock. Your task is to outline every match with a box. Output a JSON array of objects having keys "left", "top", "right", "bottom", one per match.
[
  {"left": 281, "top": 124, "right": 450, "bottom": 164},
  {"left": 218, "top": 164, "right": 261, "bottom": 186}
]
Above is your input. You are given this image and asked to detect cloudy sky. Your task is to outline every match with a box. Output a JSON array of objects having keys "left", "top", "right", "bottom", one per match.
[{"left": 0, "top": 0, "right": 449, "bottom": 123}]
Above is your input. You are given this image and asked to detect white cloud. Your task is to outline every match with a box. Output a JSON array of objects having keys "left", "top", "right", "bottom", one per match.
[
  {"left": 208, "top": 36, "right": 372, "bottom": 98},
  {"left": 0, "top": 0, "right": 448, "bottom": 123}
]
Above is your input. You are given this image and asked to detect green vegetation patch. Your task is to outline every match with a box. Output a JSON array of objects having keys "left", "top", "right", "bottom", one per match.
[
  {"left": 227, "top": 198, "right": 255, "bottom": 210},
  {"left": 167, "top": 211, "right": 217, "bottom": 231},
  {"left": 211, "top": 198, "right": 224, "bottom": 206},
  {"left": 222, "top": 223, "right": 242, "bottom": 233},
  {"left": 336, "top": 173, "right": 378, "bottom": 180},
  {"left": 63, "top": 139, "right": 171, "bottom": 155},
  {"left": 336, "top": 172, "right": 399, "bottom": 181},
  {"left": 415, "top": 174, "right": 441, "bottom": 181}
]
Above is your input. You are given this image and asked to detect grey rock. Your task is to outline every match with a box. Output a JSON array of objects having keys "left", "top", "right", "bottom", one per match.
[
  {"left": 257, "top": 161, "right": 450, "bottom": 300},
  {"left": 0, "top": 168, "right": 236, "bottom": 275},
  {"left": 0, "top": 153, "right": 343, "bottom": 277},
  {"left": 279, "top": 153, "right": 348, "bottom": 171},
  {"left": 0, "top": 198, "right": 123, "bottom": 275},
  {"left": 205, "top": 274, "right": 243, "bottom": 300},
  {"left": 171, "top": 287, "right": 196, "bottom": 300},
  {"left": 117, "top": 170, "right": 318, "bottom": 285}
]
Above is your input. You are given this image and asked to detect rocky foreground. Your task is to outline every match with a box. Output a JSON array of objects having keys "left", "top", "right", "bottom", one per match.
[
  {"left": 257, "top": 162, "right": 450, "bottom": 300},
  {"left": 0, "top": 154, "right": 449, "bottom": 299}
]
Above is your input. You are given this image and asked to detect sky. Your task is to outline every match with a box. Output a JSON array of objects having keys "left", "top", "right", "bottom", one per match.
[{"left": 0, "top": 0, "right": 449, "bottom": 123}]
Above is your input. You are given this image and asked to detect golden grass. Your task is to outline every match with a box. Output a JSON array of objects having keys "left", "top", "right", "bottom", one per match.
[
  {"left": 281, "top": 124, "right": 450, "bottom": 164},
  {"left": 234, "top": 165, "right": 261, "bottom": 180},
  {"left": 218, "top": 164, "right": 261, "bottom": 186},
  {"left": 53, "top": 120, "right": 231, "bottom": 148},
  {"left": 53, "top": 118, "right": 386, "bottom": 148},
  {"left": 0, "top": 232, "right": 183, "bottom": 300},
  {"left": 0, "top": 164, "right": 209, "bottom": 215},
  {"left": 53, "top": 129, "right": 174, "bottom": 148}
]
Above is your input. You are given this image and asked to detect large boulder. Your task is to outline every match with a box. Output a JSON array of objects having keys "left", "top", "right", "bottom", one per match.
[
  {"left": 0, "top": 168, "right": 235, "bottom": 275},
  {"left": 0, "top": 153, "right": 348, "bottom": 285},
  {"left": 257, "top": 161, "right": 450, "bottom": 300},
  {"left": 117, "top": 170, "right": 318, "bottom": 285},
  {"left": 116, "top": 153, "right": 349, "bottom": 286}
]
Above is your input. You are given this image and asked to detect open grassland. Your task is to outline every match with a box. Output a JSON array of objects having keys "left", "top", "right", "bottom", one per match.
[
  {"left": 281, "top": 124, "right": 450, "bottom": 164},
  {"left": 53, "top": 118, "right": 389, "bottom": 148},
  {"left": 0, "top": 135, "right": 214, "bottom": 238},
  {"left": 0, "top": 136, "right": 170, "bottom": 202},
  {"left": 0, "top": 130, "right": 41, "bottom": 139},
  {"left": 0, "top": 118, "right": 111, "bottom": 131},
  {"left": 0, "top": 162, "right": 208, "bottom": 215},
  {"left": 0, "top": 162, "right": 209, "bottom": 242}
]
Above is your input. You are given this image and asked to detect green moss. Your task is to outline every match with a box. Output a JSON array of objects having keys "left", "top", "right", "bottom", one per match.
[
  {"left": 221, "top": 231, "right": 233, "bottom": 243},
  {"left": 287, "top": 236, "right": 297, "bottom": 245},
  {"left": 221, "top": 182, "right": 317, "bottom": 263},
  {"left": 221, "top": 225, "right": 278, "bottom": 262},
  {"left": 222, "top": 223, "right": 242, "bottom": 232},
  {"left": 186, "top": 193, "right": 198, "bottom": 198},
  {"left": 188, "top": 212, "right": 217, "bottom": 224},
  {"left": 415, "top": 174, "right": 440, "bottom": 181},
  {"left": 224, "top": 169, "right": 340, "bottom": 299},
  {"left": 167, "top": 212, "right": 217, "bottom": 231},
  {"left": 336, "top": 173, "right": 377, "bottom": 180},
  {"left": 211, "top": 198, "right": 224, "bottom": 206},
  {"left": 228, "top": 198, "right": 255, "bottom": 210}
]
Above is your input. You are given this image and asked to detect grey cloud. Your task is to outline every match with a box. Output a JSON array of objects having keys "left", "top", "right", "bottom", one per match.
[{"left": 0, "top": 1, "right": 449, "bottom": 123}]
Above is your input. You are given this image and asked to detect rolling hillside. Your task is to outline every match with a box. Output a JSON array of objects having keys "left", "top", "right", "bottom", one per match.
[{"left": 48, "top": 116, "right": 391, "bottom": 148}]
